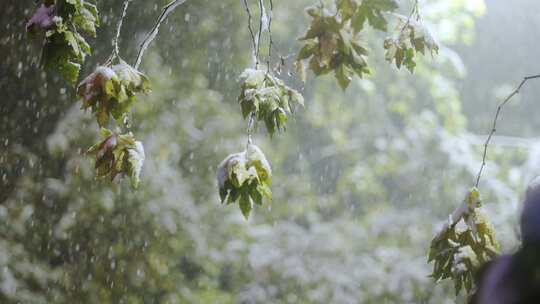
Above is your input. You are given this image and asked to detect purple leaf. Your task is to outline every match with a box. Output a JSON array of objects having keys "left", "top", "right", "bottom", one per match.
[{"left": 26, "top": 4, "right": 56, "bottom": 33}]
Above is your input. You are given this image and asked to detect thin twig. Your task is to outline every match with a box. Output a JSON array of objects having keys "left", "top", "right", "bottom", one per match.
[
  {"left": 474, "top": 74, "right": 540, "bottom": 187},
  {"left": 266, "top": 0, "right": 274, "bottom": 73},
  {"left": 135, "top": 0, "right": 189, "bottom": 69},
  {"left": 256, "top": 0, "right": 264, "bottom": 69},
  {"left": 397, "top": 0, "right": 419, "bottom": 39},
  {"left": 111, "top": 0, "right": 132, "bottom": 60},
  {"left": 434, "top": 74, "right": 540, "bottom": 240},
  {"left": 246, "top": 112, "right": 255, "bottom": 148},
  {"left": 243, "top": 0, "right": 258, "bottom": 68}
]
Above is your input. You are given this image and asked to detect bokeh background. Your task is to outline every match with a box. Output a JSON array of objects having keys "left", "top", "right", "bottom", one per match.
[{"left": 2, "top": 0, "right": 540, "bottom": 303}]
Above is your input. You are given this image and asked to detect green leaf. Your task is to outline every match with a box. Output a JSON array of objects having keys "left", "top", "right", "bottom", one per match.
[
  {"left": 239, "top": 194, "right": 252, "bottom": 219},
  {"left": 351, "top": 0, "right": 397, "bottom": 32},
  {"left": 127, "top": 141, "right": 145, "bottom": 188},
  {"left": 297, "top": 40, "right": 317, "bottom": 60},
  {"left": 74, "top": 3, "right": 99, "bottom": 37},
  {"left": 58, "top": 60, "right": 81, "bottom": 85},
  {"left": 27, "top": 0, "right": 100, "bottom": 85},
  {"left": 336, "top": 64, "right": 352, "bottom": 90}
]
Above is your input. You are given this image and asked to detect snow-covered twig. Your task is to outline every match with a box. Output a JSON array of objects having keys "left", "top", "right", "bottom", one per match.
[
  {"left": 113, "top": 0, "right": 132, "bottom": 59},
  {"left": 135, "top": 0, "right": 190, "bottom": 69}
]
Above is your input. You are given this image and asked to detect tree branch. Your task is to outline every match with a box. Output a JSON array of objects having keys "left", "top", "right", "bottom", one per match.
[
  {"left": 266, "top": 0, "right": 274, "bottom": 72},
  {"left": 434, "top": 74, "right": 540, "bottom": 241},
  {"left": 474, "top": 74, "right": 540, "bottom": 187},
  {"left": 110, "top": 0, "right": 132, "bottom": 61},
  {"left": 242, "top": 0, "right": 258, "bottom": 68},
  {"left": 135, "top": 0, "right": 190, "bottom": 69},
  {"left": 256, "top": 0, "right": 264, "bottom": 68}
]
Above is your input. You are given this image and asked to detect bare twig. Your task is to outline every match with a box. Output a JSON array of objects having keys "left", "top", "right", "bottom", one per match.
[
  {"left": 266, "top": 0, "right": 274, "bottom": 73},
  {"left": 474, "top": 74, "right": 540, "bottom": 187},
  {"left": 246, "top": 112, "right": 255, "bottom": 148},
  {"left": 135, "top": 0, "right": 190, "bottom": 69},
  {"left": 243, "top": 0, "right": 258, "bottom": 68},
  {"left": 256, "top": 0, "right": 264, "bottom": 68},
  {"left": 110, "top": 0, "right": 132, "bottom": 61}
]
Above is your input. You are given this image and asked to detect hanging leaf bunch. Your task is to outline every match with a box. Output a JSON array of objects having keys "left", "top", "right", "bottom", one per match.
[
  {"left": 77, "top": 60, "right": 151, "bottom": 127},
  {"left": 217, "top": 144, "right": 272, "bottom": 219},
  {"left": 384, "top": 15, "right": 439, "bottom": 72},
  {"left": 26, "top": 0, "right": 99, "bottom": 84},
  {"left": 296, "top": 3, "right": 377, "bottom": 89},
  {"left": 337, "top": 0, "right": 398, "bottom": 32},
  {"left": 428, "top": 188, "right": 500, "bottom": 295},
  {"left": 87, "top": 128, "right": 145, "bottom": 188},
  {"left": 238, "top": 69, "right": 304, "bottom": 136}
]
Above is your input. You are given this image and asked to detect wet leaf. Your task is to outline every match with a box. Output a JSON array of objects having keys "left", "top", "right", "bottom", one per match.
[
  {"left": 217, "top": 144, "right": 272, "bottom": 219},
  {"left": 428, "top": 188, "right": 499, "bottom": 296},
  {"left": 87, "top": 128, "right": 145, "bottom": 188},
  {"left": 77, "top": 61, "right": 151, "bottom": 126}
]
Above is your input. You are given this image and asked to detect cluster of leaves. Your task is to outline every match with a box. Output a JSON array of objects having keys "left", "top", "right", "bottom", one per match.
[
  {"left": 336, "top": 0, "right": 398, "bottom": 32},
  {"left": 77, "top": 60, "right": 151, "bottom": 126},
  {"left": 296, "top": 1, "right": 397, "bottom": 89},
  {"left": 238, "top": 69, "right": 304, "bottom": 136},
  {"left": 217, "top": 144, "right": 272, "bottom": 219},
  {"left": 297, "top": 0, "right": 440, "bottom": 87},
  {"left": 26, "top": 0, "right": 99, "bottom": 84},
  {"left": 428, "top": 188, "right": 500, "bottom": 296},
  {"left": 87, "top": 128, "right": 145, "bottom": 188},
  {"left": 296, "top": 5, "right": 363, "bottom": 89},
  {"left": 383, "top": 15, "right": 439, "bottom": 72}
]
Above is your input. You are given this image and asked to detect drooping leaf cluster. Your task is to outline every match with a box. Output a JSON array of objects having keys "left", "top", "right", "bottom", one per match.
[
  {"left": 87, "top": 128, "right": 145, "bottom": 188},
  {"left": 26, "top": 0, "right": 99, "bottom": 84},
  {"left": 296, "top": 2, "right": 381, "bottom": 89},
  {"left": 337, "top": 0, "right": 398, "bottom": 32},
  {"left": 77, "top": 60, "right": 151, "bottom": 127},
  {"left": 384, "top": 16, "right": 439, "bottom": 72},
  {"left": 297, "top": 0, "right": 439, "bottom": 88},
  {"left": 217, "top": 144, "right": 272, "bottom": 219},
  {"left": 238, "top": 69, "right": 304, "bottom": 136},
  {"left": 428, "top": 188, "right": 500, "bottom": 296}
]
